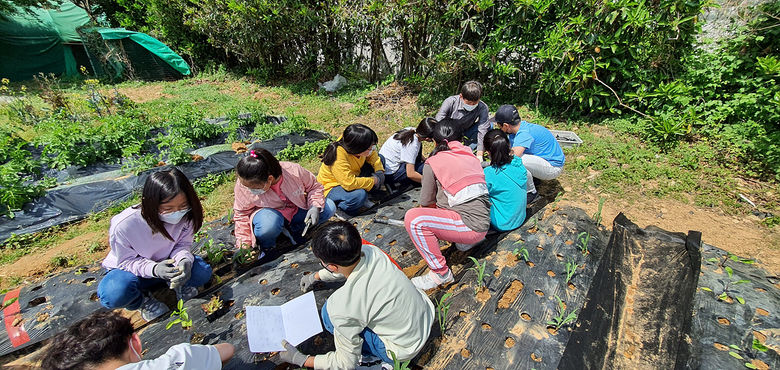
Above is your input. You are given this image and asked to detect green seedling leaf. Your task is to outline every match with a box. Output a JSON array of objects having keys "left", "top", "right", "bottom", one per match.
[
  {"left": 734, "top": 279, "right": 751, "bottom": 285},
  {"left": 736, "top": 296, "right": 745, "bottom": 304},
  {"left": 166, "top": 318, "right": 182, "bottom": 330},
  {"left": 728, "top": 351, "right": 744, "bottom": 360},
  {"left": 718, "top": 292, "right": 728, "bottom": 300},
  {"left": 177, "top": 299, "right": 184, "bottom": 311},
  {"left": 745, "top": 363, "right": 758, "bottom": 369},
  {"left": 1, "top": 297, "right": 18, "bottom": 309},
  {"left": 753, "top": 338, "right": 768, "bottom": 352},
  {"left": 725, "top": 266, "right": 733, "bottom": 278},
  {"left": 700, "top": 287, "right": 712, "bottom": 292},
  {"left": 707, "top": 257, "right": 719, "bottom": 263},
  {"left": 729, "top": 344, "right": 741, "bottom": 350}
]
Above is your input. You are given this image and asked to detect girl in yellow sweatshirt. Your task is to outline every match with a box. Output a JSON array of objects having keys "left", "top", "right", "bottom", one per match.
[{"left": 317, "top": 124, "right": 385, "bottom": 216}]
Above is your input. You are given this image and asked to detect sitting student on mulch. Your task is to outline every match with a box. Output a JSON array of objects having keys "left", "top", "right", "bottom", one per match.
[
  {"left": 96, "top": 168, "right": 212, "bottom": 322},
  {"left": 317, "top": 124, "right": 385, "bottom": 216},
  {"left": 377, "top": 117, "right": 436, "bottom": 189},
  {"left": 286, "top": 221, "right": 435, "bottom": 369},
  {"left": 233, "top": 147, "right": 335, "bottom": 258},
  {"left": 40, "top": 311, "right": 234, "bottom": 370},
  {"left": 483, "top": 129, "right": 528, "bottom": 231}
]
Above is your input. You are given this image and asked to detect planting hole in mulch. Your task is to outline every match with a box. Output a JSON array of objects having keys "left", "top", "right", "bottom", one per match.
[
  {"left": 713, "top": 342, "right": 729, "bottom": 351},
  {"left": 547, "top": 326, "right": 558, "bottom": 335},
  {"left": 481, "top": 323, "right": 491, "bottom": 331},
  {"left": 716, "top": 317, "right": 730, "bottom": 325},
  {"left": 521, "top": 313, "right": 532, "bottom": 321},
  {"left": 302, "top": 271, "right": 311, "bottom": 275},
  {"left": 376, "top": 234, "right": 382, "bottom": 238},
  {"left": 28, "top": 297, "right": 46, "bottom": 307},
  {"left": 756, "top": 308, "right": 769, "bottom": 316},
  {"left": 497, "top": 280, "right": 524, "bottom": 309},
  {"left": 531, "top": 353, "right": 542, "bottom": 362},
  {"left": 537, "top": 246, "right": 544, "bottom": 251},
  {"left": 388, "top": 239, "right": 397, "bottom": 246},
  {"left": 753, "top": 330, "right": 767, "bottom": 343},
  {"left": 290, "top": 263, "right": 298, "bottom": 268},
  {"left": 31, "top": 285, "right": 42, "bottom": 291},
  {"left": 556, "top": 254, "right": 564, "bottom": 261},
  {"left": 535, "top": 289, "right": 544, "bottom": 297},
  {"left": 493, "top": 269, "right": 500, "bottom": 278},
  {"left": 526, "top": 261, "right": 535, "bottom": 267},
  {"left": 476, "top": 287, "right": 491, "bottom": 302},
  {"left": 459, "top": 311, "right": 468, "bottom": 317},
  {"left": 547, "top": 270, "right": 556, "bottom": 277},
  {"left": 751, "top": 360, "right": 770, "bottom": 370},
  {"left": 505, "top": 337, "right": 516, "bottom": 348},
  {"left": 89, "top": 292, "right": 98, "bottom": 301},
  {"left": 460, "top": 348, "right": 471, "bottom": 358},
  {"left": 565, "top": 240, "right": 574, "bottom": 245},
  {"left": 271, "top": 288, "right": 280, "bottom": 295},
  {"left": 259, "top": 279, "right": 267, "bottom": 285},
  {"left": 401, "top": 250, "right": 407, "bottom": 256},
  {"left": 755, "top": 287, "right": 766, "bottom": 293},
  {"left": 568, "top": 282, "right": 576, "bottom": 290},
  {"left": 82, "top": 277, "right": 96, "bottom": 284}
]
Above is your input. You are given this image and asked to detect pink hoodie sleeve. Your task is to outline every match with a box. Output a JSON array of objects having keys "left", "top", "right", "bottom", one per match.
[
  {"left": 233, "top": 180, "right": 255, "bottom": 249},
  {"left": 111, "top": 228, "right": 158, "bottom": 278}
]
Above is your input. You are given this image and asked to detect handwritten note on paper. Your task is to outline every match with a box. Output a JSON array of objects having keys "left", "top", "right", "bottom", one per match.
[{"left": 246, "top": 291, "right": 323, "bottom": 352}]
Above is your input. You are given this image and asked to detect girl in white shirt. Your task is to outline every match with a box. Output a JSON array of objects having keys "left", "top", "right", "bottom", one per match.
[{"left": 377, "top": 117, "right": 436, "bottom": 188}]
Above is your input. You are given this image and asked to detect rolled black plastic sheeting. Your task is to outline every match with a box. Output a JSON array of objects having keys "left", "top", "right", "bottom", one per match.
[{"left": 559, "top": 213, "right": 702, "bottom": 370}]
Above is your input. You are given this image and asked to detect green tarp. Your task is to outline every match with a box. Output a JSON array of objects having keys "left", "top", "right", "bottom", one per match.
[
  {"left": 0, "top": 2, "right": 90, "bottom": 81},
  {"left": 0, "top": 4, "right": 190, "bottom": 81}
]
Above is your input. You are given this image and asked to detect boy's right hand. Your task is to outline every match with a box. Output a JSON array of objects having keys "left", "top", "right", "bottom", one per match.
[
  {"left": 300, "top": 273, "right": 317, "bottom": 292},
  {"left": 152, "top": 259, "right": 181, "bottom": 280}
]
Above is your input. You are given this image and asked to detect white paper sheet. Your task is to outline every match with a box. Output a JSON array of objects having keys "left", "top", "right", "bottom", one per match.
[{"left": 246, "top": 291, "right": 323, "bottom": 352}]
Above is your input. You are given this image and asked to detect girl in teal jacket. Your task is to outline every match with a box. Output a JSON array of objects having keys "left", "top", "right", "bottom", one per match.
[{"left": 483, "top": 129, "right": 528, "bottom": 231}]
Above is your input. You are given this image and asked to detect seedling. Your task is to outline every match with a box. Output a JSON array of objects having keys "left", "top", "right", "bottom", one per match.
[
  {"left": 202, "top": 295, "right": 224, "bottom": 315},
  {"left": 512, "top": 242, "right": 529, "bottom": 262},
  {"left": 233, "top": 247, "right": 253, "bottom": 265},
  {"left": 593, "top": 197, "right": 605, "bottom": 225},
  {"left": 166, "top": 299, "right": 193, "bottom": 330},
  {"left": 467, "top": 256, "right": 487, "bottom": 295},
  {"left": 546, "top": 295, "right": 577, "bottom": 331},
  {"left": 436, "top": 292, "right": 453, "bottom": 335},
  {"left": 726, "top": 340, "right": 768, "bottom": 369},
  {"left": 564, "top": 258, "right": 578, "bottom": 284},
  {"left": 1, "top": 297, "right": 18, "bottom": 310},
  {"left": 702, "top": 266, "right": 750, "bottom": 304},
  {"left": 576, "top": 231, "right": 590, "bottom": 255},
  {"left": 388, "top": 349, "right": 411, "bottom": 370},
  {"left": 707, "top": 252, "right": 755, "bottom": 268},
  {"left": 203, "top": 240, "right": 227, "bottom": 265}
]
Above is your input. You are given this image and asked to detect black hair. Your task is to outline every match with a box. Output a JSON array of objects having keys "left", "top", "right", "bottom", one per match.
[
  {"left": 484, "top": 129, "right": 513, "bottom": 168},
  {"left": 311, "top": 220, "right": 362, "bottom": 266},
  {"left": 236, "top": 146, "right": 283, "bottom": 183},
  {"left": 40, "top": 311, "right": 135, "bottom": 370},
  {"left": 393, "top": 117, "right": 437, "bottom": 146},
  {"left": 321, "top": 124, "right": 379, "bottom": 166},
  {"left": 461, "top": 80, "right": 483, "bottom": 102},
  {"left": 140, "top": 167, "right": 203, "bottom": 241},
  {"left": 430, "top": 118, "right": 462, "bottom": 156}
]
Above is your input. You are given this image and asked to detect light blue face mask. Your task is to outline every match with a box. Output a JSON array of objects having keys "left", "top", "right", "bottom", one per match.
[{"left": 159, "top": 208, "right": 190, "bottom": 224}]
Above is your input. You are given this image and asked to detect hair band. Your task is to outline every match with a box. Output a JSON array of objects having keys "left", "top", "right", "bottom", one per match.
[{"left": 249, "top": 150, "right": 257, "bottom": 158}]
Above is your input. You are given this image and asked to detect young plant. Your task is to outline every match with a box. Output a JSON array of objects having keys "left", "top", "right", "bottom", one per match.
[
  {"left": 436, "top": 292, "right": 453, "bottom": 335},
  {"left": 576, "top": 231, "right": 590, "bottom": 255},
  {"left": 233, "top": 247, "right": 253, "bottom": 265},
  {"left": 388, "top": 349, "right": 411, "bottom": 370},
  {"left": 202, "top": 295, "right": 224, "bottom": 315},
  {"left": 166, "top": 299, "right": 193, "bottom": 330},
  {"left": 467, "top": 256, "right": 487, "bottom": 295},
  {"left": 513, "top": 245, "right": 529, "bottom": 262},
  {"left": 546, "top": 295, "right": 577, "bottom": 331},
  {"left": 564, "top": 258, "right": 578, "bottom": 284},
  {"left": 203, "top": 239, "right": 227, "bottom": 265},
  {"left": 593, "top": 197, "right": 605, "bottom": 225},
  {"left": 726, "top": 340, "right": 768, "bottom": 369}
]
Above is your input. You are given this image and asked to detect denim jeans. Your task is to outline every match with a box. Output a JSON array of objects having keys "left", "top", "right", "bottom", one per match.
[
  {"left": 252, "top": 199, "right": 337, "bottom": 249},
  {"left": 379, "top": 154, "right": 424, "bottom": 188},
  {"left": 326, "top": 186, "right": 368, "bottom": 216},
  {"left": 97, "top": 256, "right": 212, "bottom": 310},
  {"left": 463, "top": 123, "right": 479, "bottom": 151},
  {"left": 321, "top": 301, "right": 393, "bottom": 363}
]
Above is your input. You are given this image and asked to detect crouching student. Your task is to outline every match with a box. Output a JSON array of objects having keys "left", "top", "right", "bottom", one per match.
[
  {"left": 435, "top": 80, "right": 490, "bottom": 157},
  {"left": 495, "top": 104, "right": 565, "bottom": 203},
  {"left": 233, "top": 147, "right": 335, "bottom": 257},
  {"left": 483, "top": 129, "right": 527, "bottom": 231},
  {"left": 40, "top": 311, "right": 234, "bottom": 370},
  {"left": 317, "top": 124, "right": 385, "bottom": 216},
  {"left": 283, "top": 221, "right": 435, "bottom": 369},
  {"left": 97, "top": 168, "right": 212, "bottom": 321},
  {"left": 404, "top": 120, "right": 491, "bottom": 290},
  {"left": 377, "top": 117, "right": 436, "bottom": 188}
]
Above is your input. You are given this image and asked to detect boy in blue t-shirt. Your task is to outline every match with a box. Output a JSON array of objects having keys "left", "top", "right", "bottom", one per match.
[{"left": 494, "top": 105, "right": 565, "bottom": 201}]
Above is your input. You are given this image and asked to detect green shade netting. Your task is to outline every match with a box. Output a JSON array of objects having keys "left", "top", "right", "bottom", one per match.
[
  {"left": 96, "top": 28, "right": 191, "bottom": 76},
  {"left": 0, "top": 2, "right": 90, "bottom": 81}
]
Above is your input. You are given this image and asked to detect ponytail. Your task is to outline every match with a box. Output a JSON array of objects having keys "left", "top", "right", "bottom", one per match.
[
  {"left": 393, "top": 128, "right": 416, "bottom": 146},
  {"left": 321, "top": 139, "right": 343, "bottom": 166},
  {"left": 430, "top": 118, "right": 460, "bottom": 156},
  {"left": 483, "top": 129, "right": 513, "bottom": 168},
  {"left": 236, "top": 146, "right": 283, "bottom": 182}
]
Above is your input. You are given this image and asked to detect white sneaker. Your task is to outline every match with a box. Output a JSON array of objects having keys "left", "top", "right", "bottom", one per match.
[
  {"left": 454, "top": 242, "right": 479, "bottom": 252},
  {"left": 381, "top": 363, "right": 393, "bottom": 370},
  {"left": 178, "top": 286, "right": 199, "bottom": 301},
  {"left": 359, "top": 354, "right": 381, "bottom": 366},
  {"left": 411, "top": 270, "right": 454, "bottom": 290},
  {"left": 139, "top": 294, "right": 169, "bottom": 322}
]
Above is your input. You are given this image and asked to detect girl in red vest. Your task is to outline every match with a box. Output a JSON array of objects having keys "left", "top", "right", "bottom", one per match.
[{"left": 404, "top": 119, "right": 491, "bottom": 290}]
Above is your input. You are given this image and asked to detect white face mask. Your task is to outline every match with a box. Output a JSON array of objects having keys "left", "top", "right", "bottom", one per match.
[
  {"left": 248, "top": 187, "right": 266, "bottom": 195},
  {"left": 159, "top": 208, "right": 190, "bottom": 224},
  {"left": 463, "top": 102, "right": 477, "bottom": 111}
]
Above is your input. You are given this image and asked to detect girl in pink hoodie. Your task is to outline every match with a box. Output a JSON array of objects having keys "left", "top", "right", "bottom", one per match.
[
  {"left": 404, "top": 120, "right": 491, "bottom": 290},
  {"left": 233, "top": 147, "right": 335, "bottom": 256},
  {"left": 97, "top": 168, "right": 212, "bottom": 322}
]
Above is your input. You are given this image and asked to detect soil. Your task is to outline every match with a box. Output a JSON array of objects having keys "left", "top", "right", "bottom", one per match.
[
  {"left": 116, "top": 85, "right": 171, "bottom": 103},
  {"left": 497, "top": 280, "right": 524, "bottom": 309}
]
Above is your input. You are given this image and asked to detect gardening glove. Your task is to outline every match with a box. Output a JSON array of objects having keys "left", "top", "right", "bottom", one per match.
[
  {"left": 300, "top": 273, "right": 317, "bottom": 293},
  {"left": 169, "top": 259, "right": 193, "bottom": 290},
  {"left": 481, "top": 161, "right": 490, "bottom": 168},
  {"left": 152, "top": 259, "right": 181, "bottom": 280},
  {"left": 304, "top": 207, "right": 321, "bottom": 228},
  {"left": 372, "top": 170, "right": 385, "bottom": 190},
  {"left": 279, "top": 340, "right": 308, "bottom": 367}
]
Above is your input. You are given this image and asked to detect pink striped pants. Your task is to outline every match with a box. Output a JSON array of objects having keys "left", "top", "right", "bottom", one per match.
[{"left": 404, "top": 207, "right": 487, "bottom": 275}]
